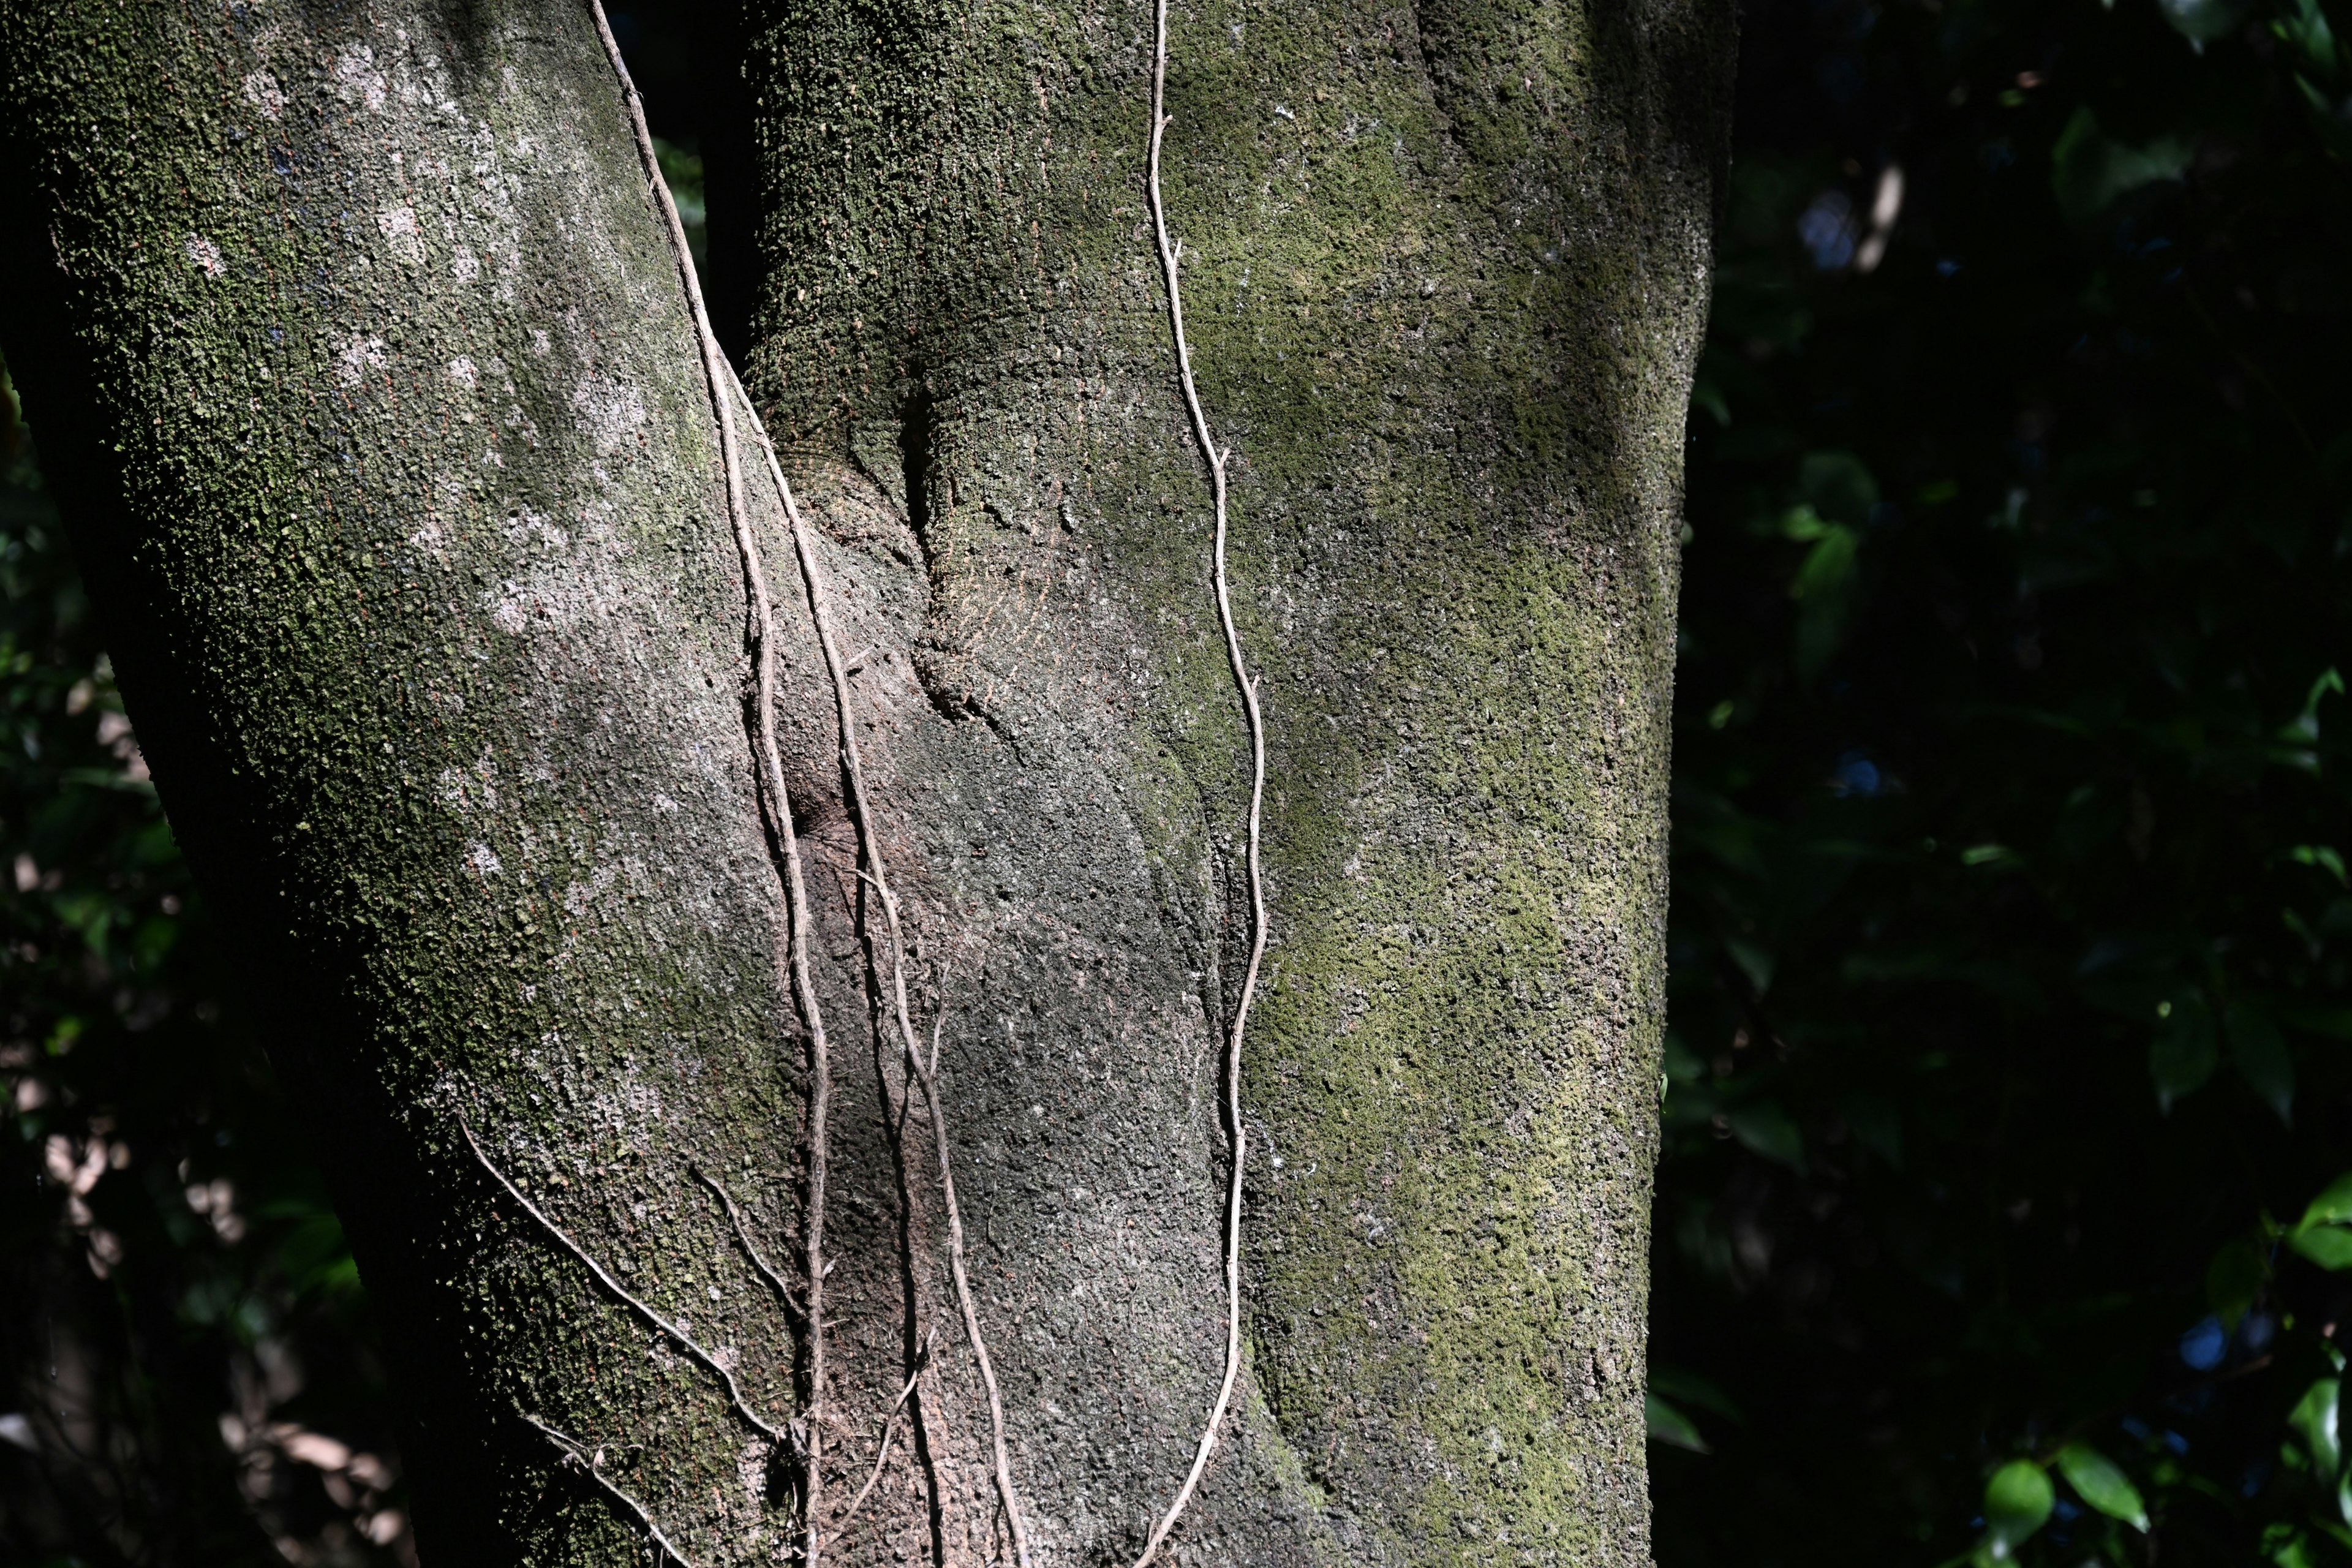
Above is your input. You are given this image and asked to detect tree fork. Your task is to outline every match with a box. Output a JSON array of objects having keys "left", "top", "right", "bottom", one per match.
[{"left": 0, "top": 0, "right": 1733, "bottom": 1562}]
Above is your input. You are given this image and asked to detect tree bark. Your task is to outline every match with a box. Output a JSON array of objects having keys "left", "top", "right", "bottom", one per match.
[{"left": 0, "top": 0, "right": 1729, "bottom": 1563}]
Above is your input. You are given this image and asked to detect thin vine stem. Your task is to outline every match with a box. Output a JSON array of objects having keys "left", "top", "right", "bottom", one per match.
[
  {"left": 835, "top": 1327, "right": 936, "bottom": 1529},
  {"left": 582, "top": 6, "right": 834, "bottom": 1562},
  {"left": 863, "top": 873, "right": 1035, "bottom": 1568},
  {"left": 1133, "top": 0, "right": 1269, "bottom": 1559},
  {"left": 524, "top": 1413, "right": 701, "bottom": 1568},
  {"left": 695, "top": 1165, "right": 805, "bottom": 1327},
  {"left": 459, "top": 1118, "right": 793, "bottom": 1454},
  {"left": 723, "top": 362, "right": 1037, "bottom": 1568}
]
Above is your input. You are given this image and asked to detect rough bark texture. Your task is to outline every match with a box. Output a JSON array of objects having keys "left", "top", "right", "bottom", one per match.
[{"left": 0, "top": 0, "right": 1730, "bottom": 1564}]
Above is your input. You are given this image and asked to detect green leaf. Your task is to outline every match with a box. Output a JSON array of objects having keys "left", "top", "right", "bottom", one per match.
[
  {"left": 2290, "top": 1226, "right": 2352, "bottom": 1271},
  {"left": 1985, "top": 1458, "right": 2056, "bottom": 1550},
  {"left": 1777, "top": 502, "right": 1831, "bottom": 541},
  {"left": 1725, "top": 1102, "right": 1806, "bottom": 1170},
  {"left": 2291, "top": 1378, "right": 2343, "bottom": 1476},
  {"left": 1790, "top": 524, "right": 1861, "bottom": 681},
  {"left": 2270, "top": 1526, "right": 2321, "bottom": 1568},
  {"left": 2052, "top": 107, "right": 2193, "bottom": 221},
  {"left": 1649, "top": 1365, "right": 1747, "bottom": 1426},
  {"left": 2282, "top": 1005, "right": 2352, "bottom": 1039},
  {"left": 2280, "top": 668, "right": 2347, "bottom": 743},
  {"left": 2155, "top": 0, "right": 2253, "bottom": 47},
  {"left": 2274, "top": 0, "right": 2340, "bottom": 74},
  {"left": 1662, "top": 1032, "right": 1706, "bottom": 1087},
  {"left": 2227, "top": 1003, "right": 2296, "bottom": 1124},
  {"left": 1797, "top": 450, "right": 1880, "bottom": 528},
  {"left": 2206, "top": 1237, "right": 2267, "bottom": 1329},
  {"left": 1645, "top": 1392, "right": 1711, "bottom": 1452},
  {"left": 2149, "top": 996, "right": 2220, "bottom": 1111},
  {"left": 1724, "top": 935, "right": 1776, "bottom": 995},
  {"left": 2291, "top": 845, "right": 2350, "bottom": 887},
  {"left": 2299, "top": 1173, "right": 2352, "bottom": 1229},
  {"left": 2056, "top": 1442, "right": 2150, "bottom": 1531}
]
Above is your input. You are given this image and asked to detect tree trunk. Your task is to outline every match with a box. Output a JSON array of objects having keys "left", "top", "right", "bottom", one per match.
[{"left": 0, "top": 0, "right": 1728, "bottom": 1563}]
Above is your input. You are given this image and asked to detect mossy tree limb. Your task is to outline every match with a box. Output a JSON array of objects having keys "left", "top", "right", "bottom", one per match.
[{"left": 0, "top": 0, "right": 1730, "bottom": 1562}]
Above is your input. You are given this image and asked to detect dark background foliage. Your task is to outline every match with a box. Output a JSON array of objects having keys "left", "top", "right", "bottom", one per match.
[
  {"left": 4, "top": 1, "right": 2350, "bottom": 1563},
  {"left": 1650, "top": 0, "right": 2352, "bottom": 1563}
]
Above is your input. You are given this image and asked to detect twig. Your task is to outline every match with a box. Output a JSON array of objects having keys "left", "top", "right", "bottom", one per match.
[
  {"left": 720, "top": 354, "right": 1035, "bottom": 1568},
  {"left": 694, "top": 1165, "right": 804, "bottom": 1325},
  {"left": 581, "top": 7, "right": 835, "bottom": 1561},
  {"left": 524, "top": 1412, "right": 700, "bottom": 1567},
  {"left": 862, "top": 874, "right": 1034, "bottom": 1568},
  {"left": 836, "top": 1327, "right": 938, "bottom": 1529},
  {"left": 1133, "top": 0, "right": 1267, "bottom": 1559},
  {"left": 459, "top": 1118, "right": 793, "bottom": 1453}
]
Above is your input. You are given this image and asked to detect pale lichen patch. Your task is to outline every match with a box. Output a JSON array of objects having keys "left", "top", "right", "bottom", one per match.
[
  {"left": 571, "top": 373, "right": 647, "bottom": 456},
  {"left": 241, "top": 67, "right": 285, "bottom": 119},
  {"left": 333, "top": 334, "right": 389, "bottom": 388},
  {"left": 377, "top": 204, "right": 425, "bottom": 264},
  {"left": 331, "top": 43, "right": 388, "bottom": 114}
]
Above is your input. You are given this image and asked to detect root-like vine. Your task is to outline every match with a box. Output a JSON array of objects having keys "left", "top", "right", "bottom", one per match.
[
  {"left": 459, "top": 1118, "right": 793, "bottom": 1455},
  {"left": 862, "top": 875, "right": 1035, "bottom": 1568},
  {"left": 1129, "top": 0, "right": 1273, "bottom": 1559},
  {"left": 584, "top": 5, "right": 834, "bottom": 1563},
  {"left": 696, "top": 1164, "right": 805, "bottom": 1327},
  {"left": 524, "top": 1413, "right": 701, "bottom": 1568},
  {"left": 726, "top": 361, "right": 1038, "bottom": 1568},
  {"left": 837, "top": 1326, "right": 938, "bottom": 1529}
]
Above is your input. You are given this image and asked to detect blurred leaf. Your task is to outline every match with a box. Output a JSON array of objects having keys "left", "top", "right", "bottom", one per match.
[
  {"left": 1797, "top": 450, "right": 1880, "bottom": 528},
  {"left": 2155, "top": 0, "right": 2253, "bottom": 47},
  {"left": 1663, "top": 1031, "right": 1707, "bottom": 1086},
  {"left": 2052, "top": 107, "right": 2193, "bottom": 221},
  {"left": 2056, "top": 1442, "right": 2150, "bottom": 1531},
  {"left": 1790, "top": 524, "right": 1861, "bottom": 681},
  {"left": 2227, "top": 1001, "right": 2296, "bottom": 1123},
  {"left": 2290, "top": 1171, "right": 2352, "bottom": 1268},
  {"left": 2281, "top": 1003, "right": 2352, "bottom": 1038},
  {"left": 1985, "top": 1458, "right": 2056, "bottom": 1550},
  {"left": 2149, "top": 995, "right": 2221, "bottom": 1111},
  {"left": 2279, "top": 668, "right": 2346, "bottom": 744},
  {"left": 1646, "top": 1391, "right": 1712, "bottom": 1452},
  {"left": 2206, "top": 1236, "right": 2267, "bottom": 1329},
  {"left": 2275, "top": 0, "right": 2343, "bottom": 77},
  {"left": 2298, "top": 1172, "right": 2352, "bottom": 1229},
  {"left": 1724, "top": 935, "right": 1776, "bottom": 995},
  {"left": 2291, "top": 1378, "right": 2343, "bottom": 1476},
  {"left": 1725, "top": 1101, "right": 1806, "bottom": 1170},
  {"left": 1777, "top": 502, "right": 1831, "bottom": 541},
  {"left": 2271, "top": 1527, "right": 2322, "bottom": 1568},
  {"left": 1651, "top": 1364, "right": 1748, "bottom": 1425},
  {"left": 2290, "top": 845, "right": 2349, "bottom": 887},
  {"left": 2289, "top": 1226, "right": 2352, "bottom": 1271}
]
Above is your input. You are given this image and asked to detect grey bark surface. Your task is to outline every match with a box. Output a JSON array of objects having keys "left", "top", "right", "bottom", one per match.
[{"left": 0, "top": 0, "right": 1731, "bottom": 1564}]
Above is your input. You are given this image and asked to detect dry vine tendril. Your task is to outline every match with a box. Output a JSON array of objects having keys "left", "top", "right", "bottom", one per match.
[
  {"left": 726, "top": 359, "right": 1036, "bottom": 1567},
  {"left": 1125, "top": 0, "right": 1273, "bottom": 1559}
]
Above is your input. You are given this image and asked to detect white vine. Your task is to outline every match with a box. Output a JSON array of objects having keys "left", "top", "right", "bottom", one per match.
[{"left": 1129, "top": 0, "right": 1273, "bottom": 1558}]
